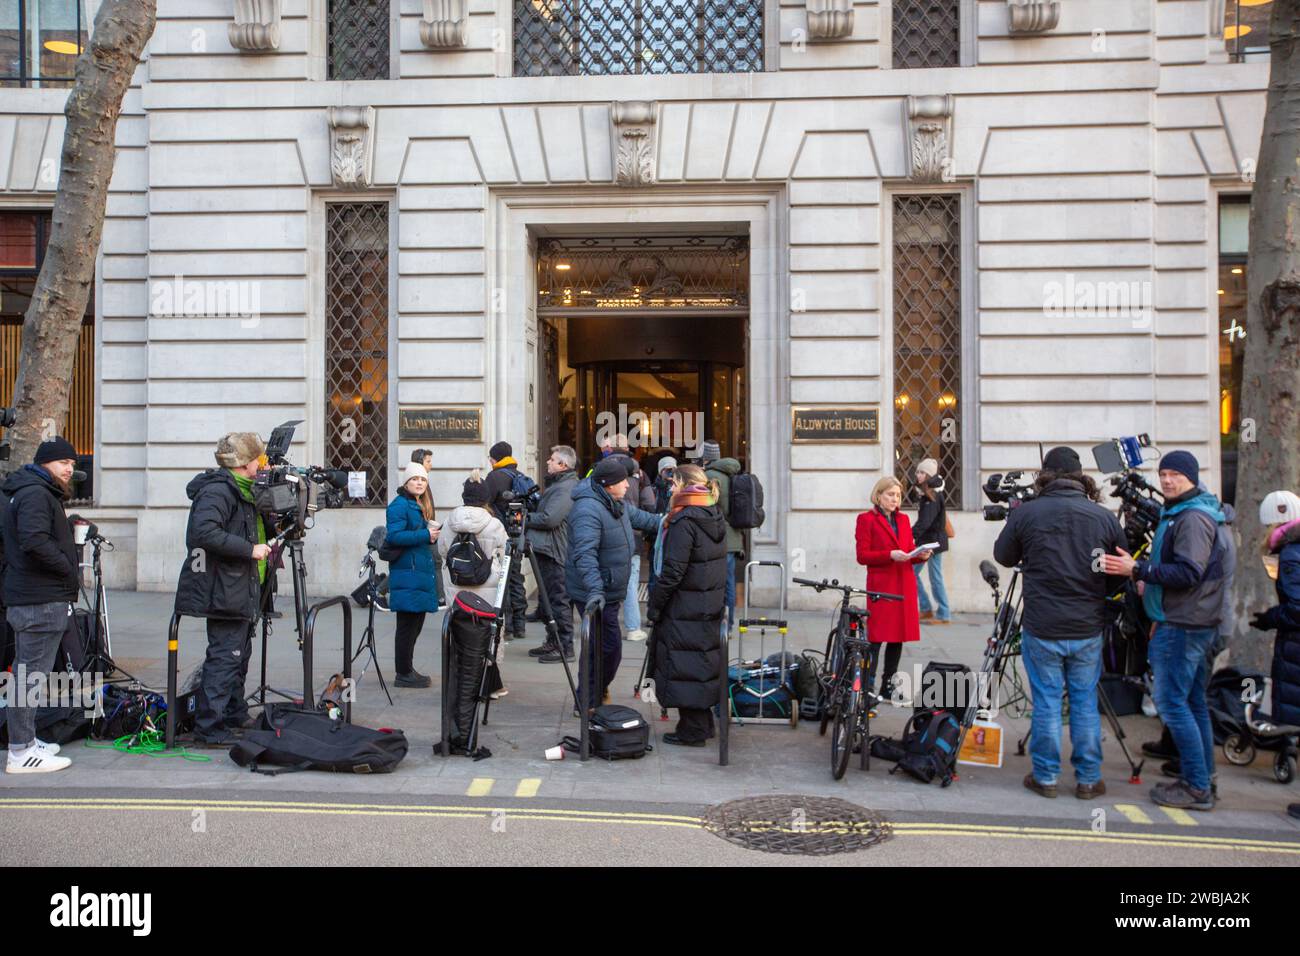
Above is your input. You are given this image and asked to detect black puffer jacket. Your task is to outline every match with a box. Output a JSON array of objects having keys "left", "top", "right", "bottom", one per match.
[
  {"left": 993, "top": 479, "right": 1127, "bottom": 640},
  {"left": 174, "top": 470, "right": 262, "bottom": 621},
  {"left": 0, "top": 464, "right": 78, "bottom": 606},
  {"left": 647, "top": 505, "right": 728, "bottom": 709},
  {"left": 911, "top": 474, "right": 949, "bottom": 553}
]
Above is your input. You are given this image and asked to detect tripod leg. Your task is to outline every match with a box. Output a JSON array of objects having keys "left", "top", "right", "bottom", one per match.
[
  {"left": 526, "top": 545, "right": 578, "bottom": 709},
  {"left": 1097, "top": 681, "right": 1144, "bottom": 782}
]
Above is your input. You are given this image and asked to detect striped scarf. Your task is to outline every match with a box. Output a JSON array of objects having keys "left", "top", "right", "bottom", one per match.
[{"left": 653, "top": 484, "right": 715, "bottom": 576}]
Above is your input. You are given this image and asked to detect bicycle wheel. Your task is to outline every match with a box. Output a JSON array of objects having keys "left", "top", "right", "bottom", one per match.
[
  {"left": 819, "top": 628, "right": 844, "bottom": 736},
  {"left": 830, "top": 650, "right": 862, "bottom": 780}
]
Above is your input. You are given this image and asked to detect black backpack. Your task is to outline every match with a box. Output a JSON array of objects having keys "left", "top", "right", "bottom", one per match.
[
  {"left": 445, "top": 531, "right": 493, "bottom": 586},
  {"left": 728, "top": 472, "right": 765, "bottom": 530},
  {"left": 563, "top": 704, "right": 652, "bottom": 760},
  {"left": 891, "top": 708, "right": 961, "bottom": 786},
  {"left": 229, "top": 705, "right": 408, "bottom": 775}
]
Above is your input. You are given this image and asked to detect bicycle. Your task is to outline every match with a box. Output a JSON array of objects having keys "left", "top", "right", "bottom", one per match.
[{"left": 793, "top": 577, "right": 902, "bottom": 780}]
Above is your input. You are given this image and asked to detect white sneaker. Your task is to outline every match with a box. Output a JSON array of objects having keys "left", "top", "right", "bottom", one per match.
[
  {"left": 35, "top": 739, "right": 61, "bottom": 755},
  {"left": 489, "top": 687, "right": 509, "bottom": 700},
  {"left": 627, "top": 629, "right": 648, "bottom": 643},
  {"left": 6, "top": 747, "right": 71, "bottom": 774}
]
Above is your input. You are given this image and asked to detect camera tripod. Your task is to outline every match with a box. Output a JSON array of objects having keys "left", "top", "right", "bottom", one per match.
[
  {"left": 247, "top": 532, "right": 312, "bottom": 709},
  {"left": 71, "top": 530, "right": 129, "bottom": 680},
  {"left": 353, "top": 546, "right": 393, "bottom": 706}
]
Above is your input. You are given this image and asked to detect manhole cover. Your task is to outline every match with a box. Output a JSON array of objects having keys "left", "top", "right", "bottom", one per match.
[{"left": 702, "top": 795, "right": 892, "bottom": 856}]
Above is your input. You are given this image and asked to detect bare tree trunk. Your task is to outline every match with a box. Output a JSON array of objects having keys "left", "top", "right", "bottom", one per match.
[
  {"left": 4, "top": 0, "right": 156, "bottom": 467},
  {"left": 1233, "top": 0, "right": 1300, "bottom": 673}
]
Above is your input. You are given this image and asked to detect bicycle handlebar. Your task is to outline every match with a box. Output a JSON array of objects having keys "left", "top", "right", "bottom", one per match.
[{"left": 792, "top": 577, "right": 903, "bottom": 602}]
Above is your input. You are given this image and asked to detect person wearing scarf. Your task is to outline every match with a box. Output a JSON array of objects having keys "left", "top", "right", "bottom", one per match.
[{"left": 645, "top": 465, "right": 729, "bottom": 747}]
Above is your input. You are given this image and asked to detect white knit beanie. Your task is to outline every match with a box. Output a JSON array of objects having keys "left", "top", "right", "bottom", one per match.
[
  {"left": 1260, "top": 490, "right": 1300, "bottom": 526},
  {"left": 402, "top": 461, "right": 429, "bottom": 486},
  {"left": 917, "top": 458, "right": 940, "bottom": 478}
]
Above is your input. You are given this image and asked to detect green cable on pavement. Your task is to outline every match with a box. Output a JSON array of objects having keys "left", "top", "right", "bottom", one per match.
[{"left": 82, "top": 722, "right": 213, "bottom": 762}]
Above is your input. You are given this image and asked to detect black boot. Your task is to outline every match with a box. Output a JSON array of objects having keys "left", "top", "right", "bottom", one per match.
[
  {"left": 396, "top": 670, "right": 432, "bottom": 688},
  {"left": 529, "top": 640, "right": 558, "bottom": 658},
  {"left": 539, "top": 646, "right": 575, "bottom": 663}
]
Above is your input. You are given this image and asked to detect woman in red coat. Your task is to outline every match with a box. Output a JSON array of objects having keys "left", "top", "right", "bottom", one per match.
[{"left": 856, "top": 476, "right": 930, "bottom": 699}]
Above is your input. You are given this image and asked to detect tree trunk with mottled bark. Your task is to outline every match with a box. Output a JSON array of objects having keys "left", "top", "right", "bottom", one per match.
[
  {"left": 1233, "top": 0, "right": 1300, "bottom": 672},
  {"left": 4, "top": 0, "right": 156, "bottom": 467}
]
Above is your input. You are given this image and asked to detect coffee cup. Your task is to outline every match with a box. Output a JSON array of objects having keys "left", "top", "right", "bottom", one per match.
[
  {"left": 545, "top": 745, "right": 564, "bottom": 761},
  {"left": 73, "top": 521, "right": 90, "bottom": 546}
]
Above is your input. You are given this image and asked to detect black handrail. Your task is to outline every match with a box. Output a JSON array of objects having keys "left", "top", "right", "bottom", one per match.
[
  {"left": 304, "top": 596, "right": 353, "bottom": 724},
  {"left": 165, "top": 613, "right": 181, "bottom": 749},
  {"left": 718, "top": 614, "right": 730, "bottom": 766},
  {"left": 577, "top": 597, "right": 605, "bottom": 761}
]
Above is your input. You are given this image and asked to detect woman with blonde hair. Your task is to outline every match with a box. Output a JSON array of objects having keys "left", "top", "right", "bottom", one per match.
[
  {"left": 855, "top": 475, "right": 930, "bottom": 700},
  {"left": 646, "top": 463, "right": 728, "bottom": 746}
]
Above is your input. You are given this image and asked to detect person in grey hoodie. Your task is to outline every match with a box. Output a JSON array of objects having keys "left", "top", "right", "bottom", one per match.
[{"left": 701, "top": 440, "right": 744, "bottom": 630}]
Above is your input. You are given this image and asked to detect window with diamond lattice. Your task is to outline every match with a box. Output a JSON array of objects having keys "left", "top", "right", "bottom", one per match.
[
  {"left": 326, "top": 203, "right": 389, "bottom": 506},
  {"left": 328, "top": 0, "right": 389, "bottom": 80},
  {"left": 513, "top": 0, "right": 763, "bottom": 77},
  {"left": 893, "top": 195, "right": 961, "bottom": 508},
  {"left": 893, "top": 0, "right": 959, "bottom": 69}
]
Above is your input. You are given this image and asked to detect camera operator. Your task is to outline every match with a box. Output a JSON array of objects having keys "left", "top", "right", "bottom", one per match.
[
  {"left": 483, "top": 441, "right": 533, "bottom": 642},
  {"left": 526, "top": 445, "right": 578, "bottom": 663},
  {"left": 1102, "top": 451, "right": 1226, "bottom": 812},
  {"left": 993, "top": 446, "right": 1126, "bottom": 800},
  {"left": 174, "top": 432, "right": 274, "bottom": 747},
  {"left": 2, "top": 437, "right": 81, "bottom": 774}
]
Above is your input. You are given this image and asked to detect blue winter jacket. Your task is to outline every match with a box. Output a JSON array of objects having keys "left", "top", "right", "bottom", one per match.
[
  {"left": 565, "top": 478, "right": 661, "bottom": 607},
  {"left": 386, "top": 491, "right": 441, "bottom": 614}
]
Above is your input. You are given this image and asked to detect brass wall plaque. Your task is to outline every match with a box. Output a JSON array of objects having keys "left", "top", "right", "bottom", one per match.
[
  {"left": 791, "top": 407, "right": 879, "bottom": 443},
  {"left": 399, "top": 407, "right": 483, "bottom": 443}
]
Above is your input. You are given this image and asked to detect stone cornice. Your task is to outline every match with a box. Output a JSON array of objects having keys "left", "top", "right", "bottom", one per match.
[{"left": 228, "top": 0, "right": 281, "bottom": 52}]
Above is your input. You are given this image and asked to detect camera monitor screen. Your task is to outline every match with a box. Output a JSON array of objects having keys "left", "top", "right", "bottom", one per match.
[{"left": 1091, "top": 440, "right": 1126, "bottom": 476}]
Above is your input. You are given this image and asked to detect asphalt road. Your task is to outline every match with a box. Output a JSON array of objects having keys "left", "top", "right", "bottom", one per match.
[{"left": 3, "top": 787, "right": 1298, "bottom": 867}]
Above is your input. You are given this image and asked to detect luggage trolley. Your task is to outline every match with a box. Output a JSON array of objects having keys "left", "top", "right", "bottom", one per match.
[{"left": 728, "top": 560, "right": 798, "bottom": 728}]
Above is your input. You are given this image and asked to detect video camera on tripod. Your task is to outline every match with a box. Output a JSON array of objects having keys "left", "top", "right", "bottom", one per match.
[
  {"left": 253, "top": 420, "right": 352, "bottom": 538},
  {"left": 0, "top": 405, "right": 16, "bottom": 461},
  {"left": 1091, "top": 433, "right": 1162, "bottom": 552},
  {"left": 981, "top": 471, "right": 1038, "bottom": 521}
]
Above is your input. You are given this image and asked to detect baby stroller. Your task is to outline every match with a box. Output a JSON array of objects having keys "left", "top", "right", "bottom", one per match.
[{"left": 1221, "top": 678, "right": 1299, "bottom": 784}]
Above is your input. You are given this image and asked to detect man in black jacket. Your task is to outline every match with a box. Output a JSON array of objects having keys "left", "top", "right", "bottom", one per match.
[
  {"left": 174, "top": 432, "right": 273, "bottom": 746},
  {"left": 526, "top": 445, "right": 578, "bottom": 663},
  {"left": 993, "top": 446, "right": 1126, "bottom": 800},
  {"left": 3, "top": 437, "right": 80, "bottom": 774}
]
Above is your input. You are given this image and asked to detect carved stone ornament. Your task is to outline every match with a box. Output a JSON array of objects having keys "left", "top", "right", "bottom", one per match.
[
  {"left": 611, "top": 101, "right": 657, "bottom": 187},
  {"left": 421, "top": 0, "right": 469, "bottom": 49},
  {"left": 806, "top": 0, "right": 854, "bottom": 40},
  {"left": 328, "top": 106, "right": 376, "bottom": 190},
  {"left": 904, "top": 95, "right": 955, "bottom": 183},
  {"left": 1007, "top": 0, "right": 1061, "bottom": 35},
  {"left": 229, "top": 0, "right": 281, "bottom": 52}
]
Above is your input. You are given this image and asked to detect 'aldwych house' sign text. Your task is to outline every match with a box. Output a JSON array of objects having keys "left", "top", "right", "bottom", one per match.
[
  {"left": 790, "top": 407, "right": 880, "bottom": 443},
  {"left": 398, "top": 407, "right": 483, "bottom": 443}
]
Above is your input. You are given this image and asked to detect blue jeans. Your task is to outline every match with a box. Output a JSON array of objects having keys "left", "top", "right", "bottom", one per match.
[
  {"left": 1149, "top": 623, "right": 1216, "bottom": 792},
  {"left": 623, "top": 555, "right": 641, "bottom": 632},
  {"left": 724, "top": 553, "right": 737, "bottom": 628},
  {"left": 913, "top": 551, "right": 950, "bottom": 621},
  {"left": 1020, "top": 629, "right": 1104, "bottom": 786}
]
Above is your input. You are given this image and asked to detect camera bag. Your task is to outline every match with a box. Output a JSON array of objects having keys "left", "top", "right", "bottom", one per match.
[
  {"left": 446, "top": 532, "right": 493, "bottom": 586},
  {"left": 439, "top": 591, "right": 498, "bottom": 757},
  {"left": 890, "top": 708, "right": 961, "bottom": 786},
  {"left": 914, "top": 660, "right": 972, "bottom": 714},
  {"left": 562, "top": 704, "right": 651, "bottom": 760},
  {"left": 229, "top": 705, "right": 408, "bottom": 775}
]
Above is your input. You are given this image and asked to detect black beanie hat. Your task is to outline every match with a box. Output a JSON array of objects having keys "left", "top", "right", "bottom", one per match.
[
  {"left": 489, "top": 441, "right": 512, "bottom": 461},
  {"left": 592, "top": 457, "right": 627, "bottom": 488},
  {"left": 34, "top": 436, "right": 78, "bottom": 465},
  {"left": 1042, "top": 446, "right": 1082, "bottom": 475},
  {"left": 462, "top": 476, "right": 491, "bottom": 507}
]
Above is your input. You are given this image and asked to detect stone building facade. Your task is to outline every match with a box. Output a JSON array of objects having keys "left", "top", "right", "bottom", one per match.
[{"left": 0, "top": 0, "right": 1272, "bottom": 609}]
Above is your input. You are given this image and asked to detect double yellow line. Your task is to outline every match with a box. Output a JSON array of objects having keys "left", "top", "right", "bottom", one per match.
[{"left": 2, "top": 797, "right": 1297, "bottom": 854}]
